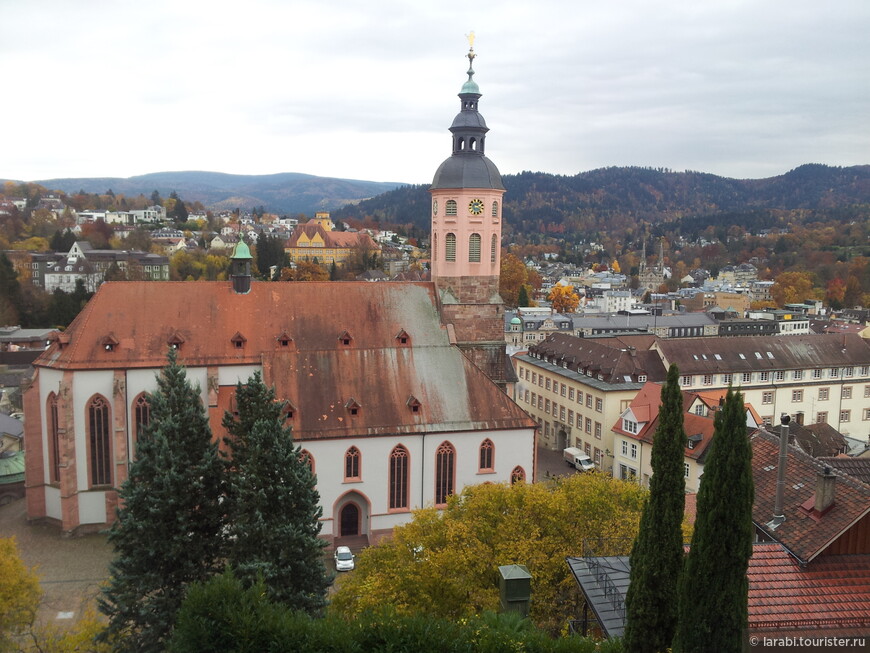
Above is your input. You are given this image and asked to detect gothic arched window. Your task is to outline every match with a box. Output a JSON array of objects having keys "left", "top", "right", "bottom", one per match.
[
  {"left": 344, "top": 446, "right": 361, "bottom": 481},
  {"left": 435, "top": 441, "right": 455, "bottom": 505},
  {"left": 479, "top": 438, "right": 494, "bottom": 472},
  {"left": 389, "top": 445, "right": 409, "bottom": 510},
  {"left": 88, "top": 395, "right": 112, "bottom": 486}
]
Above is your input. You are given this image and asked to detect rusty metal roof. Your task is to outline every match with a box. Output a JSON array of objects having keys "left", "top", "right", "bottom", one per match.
[{"left": 39, "top": 281, "right": 535, "bottom": 440}]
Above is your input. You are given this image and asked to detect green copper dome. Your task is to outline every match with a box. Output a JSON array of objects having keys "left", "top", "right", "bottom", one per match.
[
  {"left": 231, "top": 240, "right": 252, "bottom": 260},
  {"left": 510, "top": 316, "right": 522, "bottom": 325}
]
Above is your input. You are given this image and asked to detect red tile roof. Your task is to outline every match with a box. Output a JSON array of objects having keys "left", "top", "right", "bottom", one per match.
[
  {"left": 37, "top": 281, "right": 536, "bottom": 441},
  {"left": 286, "top": 223, "right": 378, "bottom": 250},
  {"left": 748, "top": 543, "right": 870, "bottom": 636},
  {"left": 752, "top": 429, "right": 870, "bottom": 563}
]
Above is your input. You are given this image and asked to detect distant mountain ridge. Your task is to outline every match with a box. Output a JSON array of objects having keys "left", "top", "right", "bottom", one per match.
[
  {"left": 10, "top": 165, "right": 870, "bottom": 233},
  {"left": 24, "top": 171, "right": 407, "bottom": 216},
  {"left": 331, "top": 164, "right": 870, "bottom": 236}
]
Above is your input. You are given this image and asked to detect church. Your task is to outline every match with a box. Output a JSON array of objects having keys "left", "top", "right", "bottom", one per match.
[{"left": 23, "top": 45, "right": 538, "bottom": 542}]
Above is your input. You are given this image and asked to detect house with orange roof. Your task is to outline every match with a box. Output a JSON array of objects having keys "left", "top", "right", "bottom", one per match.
[
  {"left": 610, "top": 381, "right": 759, "bottom": 492},
  {"left": 284, "top": 213, "right": 380, "bottom": 266}
]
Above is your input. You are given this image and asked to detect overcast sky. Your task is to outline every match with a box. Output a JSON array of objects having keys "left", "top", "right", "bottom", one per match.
[{"left": 2, "top": 0, "right": 868, "bottom": 185}]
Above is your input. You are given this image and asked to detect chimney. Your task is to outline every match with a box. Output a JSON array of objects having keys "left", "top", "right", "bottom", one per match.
[
  {"left": 814, "top": 466, "right": 837, "bottom": 514},
  {"left": 766, "top": 414, "right": 790, "bottom": 531}
]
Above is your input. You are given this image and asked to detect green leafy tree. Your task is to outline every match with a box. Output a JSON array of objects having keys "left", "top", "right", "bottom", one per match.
[
  {"left": 99, "top": 350, "right": 226, "bottom": 653},
  {"left": 331, "top": 473, "right": 648, "bottom": 632},
  {"left": 624, "top": 364, "right": 686, "bottom": 652},
  {"left": 50, "top": 229, "right": 76, "bottom": 253},
  {"left": 674, "top": 388, "right": 754, "bottom": 652},
  {"left": 222, "top": 372, "right": 329, "bottom": 613},
  {"left": 0, "top": 537, "right": 41, "bottom": 652}
]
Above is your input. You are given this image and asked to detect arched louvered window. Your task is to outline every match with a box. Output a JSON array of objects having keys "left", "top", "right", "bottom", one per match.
[
  {"left": 47, "top": 393, "right": 60, "bottom": 484},
  {"left": 511, "top": 466, "right": 527, "bottom": 485},
  {"left": 445, "top": 233, "right": 456, "bottom": 262},
  {"left": 435, "top": 441, "right": 455, "bottom": 505},
  {"left": 491, "top": 200, "right": 499, "bottom": 217},
  {"left": 389, "top": 445, "right": 409, "bottom": 510},
  {"left": 133, "top": 393, "right": 150, "bottom": 443},
  {"left": 432, "top": 232, "right": 437, "bottom": 262},
  {"left": 88, "top": 395, "right": 112, "bottom": 486},
  {"left": 445, "top": 200, "right": 457, "bottom": 216},
  {"left": 468, "top": 233, "right": 481, "bottom": 262},
  {"left": 491, "top": 234, "right": 498, "bottom": 263},
  {"left": 479, "top": 438, "right": 494, "bottom": 471},
  {"left": 344, "top": 446, "right": 361, "bottom": 481}
]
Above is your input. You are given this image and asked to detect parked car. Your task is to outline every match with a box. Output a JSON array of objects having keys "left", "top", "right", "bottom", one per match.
[{"left": 334, "top": 545, "right": 355, "bottom": 571}]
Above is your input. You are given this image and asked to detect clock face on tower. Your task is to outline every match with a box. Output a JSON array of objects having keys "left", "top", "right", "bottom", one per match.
[{"left": 468, "top": 198, "right": 484, "bottom": 215}]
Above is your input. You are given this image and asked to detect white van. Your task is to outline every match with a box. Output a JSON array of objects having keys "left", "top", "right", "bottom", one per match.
[{"left": 563, "top": 447, "right": 596, "bottom": 472}]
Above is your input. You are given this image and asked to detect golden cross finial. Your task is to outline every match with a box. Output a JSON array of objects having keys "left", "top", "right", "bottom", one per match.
[{"left": 466, "top": 31, "right": 475, "bottom": 48}]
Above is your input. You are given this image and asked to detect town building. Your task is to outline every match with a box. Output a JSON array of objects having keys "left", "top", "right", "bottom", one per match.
[
  {"left": 653, "top": 334, "right": 870, "bottom": 436},
  {"left": 512, "top": 334, "right": 665, "bottom": 471},
  {"left": 23, "top": 46, "right": 537, "bottom": 540},
  {"left": 610, "top": 382, "right": 760, "bottom": 491},
  {"left": 284, "top": 213, "right": 380, "bottom": 266}
]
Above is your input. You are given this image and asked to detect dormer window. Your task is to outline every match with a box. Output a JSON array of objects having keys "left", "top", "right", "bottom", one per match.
[
  {"left": 345, "top": 398, "right": 361, "bottom": 416},
  {"left": 407, "top": 395, "right": 421, "bottom": 414},
  {"left": 230, "top": 332, "right": 247, "bottom": 349},
  {"left": 168, "top": 333, "right": 185, "bottom": 350},
  {"left": 277, "top": 331, "right": 292, "bottom": 347},
  {"left": 338, "top": 330, "right": 353, "bottom": 346},
  {"left": 395, "top": 329, "right": 411, "bottom": 346},
  {"left": 101, "top": 334, "right": 119, "bottom": 352},
  {"left": 282, "top": 400, "right": 296, "bottom": 420}
]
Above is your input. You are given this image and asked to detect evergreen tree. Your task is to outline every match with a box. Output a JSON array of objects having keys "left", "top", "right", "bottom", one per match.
[
  {"left": 624, "top": 363, "right": 686, "bottom": 652},
  {"left": 223, "top": 372, "right": 329, "bottom": 614},
  {"left": 517, "top": 284, "right": 531, "bottom": 307},
  {"left": 673, "top": 388, "right": 754, "bottom": 652},
  {"left": 99, "top": 350, "right": 226, "bottom": 653}
]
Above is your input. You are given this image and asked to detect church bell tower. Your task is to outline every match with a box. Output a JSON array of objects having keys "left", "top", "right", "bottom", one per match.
[{"left": 430, "top": 37, "right": 512, "bottom": 387}]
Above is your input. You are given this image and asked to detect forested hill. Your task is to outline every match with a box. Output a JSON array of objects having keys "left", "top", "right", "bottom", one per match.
[{"left": 331, "top": 164, "right": 870, "bottom": 238}]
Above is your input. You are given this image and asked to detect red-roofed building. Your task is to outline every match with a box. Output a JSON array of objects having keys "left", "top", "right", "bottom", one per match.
[
  {"left": 610, "top": 381, "right": 759, "bottom": 492},
  {"left": 284, "top": 215, "right": 380, "bottom": 266},
  {"left": 23, "top": 47, "right": 534, "bottom": 540}
]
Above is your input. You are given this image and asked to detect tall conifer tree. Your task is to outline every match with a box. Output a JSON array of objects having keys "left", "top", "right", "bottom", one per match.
[
  {"left": 99, "top": 350, "right": 225, "bottom": 653},
  {"left": 223, "top": 372, "right": 329, "bottom": 614},
  {"left": 673, "top": 387, "right": 754, "bottom": 652},
  {"left": 624, "top": 364, "right": 686, "bottom": 652}
]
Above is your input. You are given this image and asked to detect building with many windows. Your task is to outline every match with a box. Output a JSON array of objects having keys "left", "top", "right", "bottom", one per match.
[
  {"left": 512, "top": 334, "right": 666, "bottom": 471},
  {"left": 284, "top": 215, "right": 380, "bottom": 266},
  {"left": 653, "top": 334, "right": 870, "bottom": 437}
]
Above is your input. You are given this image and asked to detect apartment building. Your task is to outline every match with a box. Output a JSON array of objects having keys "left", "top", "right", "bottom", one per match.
[
  {"left": 653, "top": 334, "right": 870, "bottom": 438},
  {"left": 512, "top": 334, "right": 665, "bottom": 472}
]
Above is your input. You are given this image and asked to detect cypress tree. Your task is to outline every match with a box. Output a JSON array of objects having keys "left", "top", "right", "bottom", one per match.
[
  {"left": 517, "top": 284, "right": 531, "bottom": 308},
  {"left": 223, "top": 372, "right": 329, "bottom": 613},
  {"left": 99, "top": 350, "right": 226, "bottom": 653},
  {"left": 624, "top": 363, "right": 686, "bottom": 652},
  {"left": 673, "top": 387, "right": 754, "bottom": 652}
]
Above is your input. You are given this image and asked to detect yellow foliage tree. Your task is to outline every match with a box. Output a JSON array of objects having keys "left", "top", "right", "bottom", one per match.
[
  {"left": 611, "top": 259, "right": 621, "bottom": 274},
  {"left": 330, "top": 474, "right": 650, "bottom": 633},
  {"left": 547, "top": 284, "right": 580, "bottom": 314},
  {"left": 0, "top": 537, "right": 41, "bottom": 651},
  {"left": 770, "top": 270, "right": 818, "bottom": 307}
]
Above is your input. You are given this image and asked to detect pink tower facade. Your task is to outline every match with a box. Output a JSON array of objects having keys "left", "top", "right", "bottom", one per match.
[{"left": 429, "top": 45, "right": 512, "bottom": 385}]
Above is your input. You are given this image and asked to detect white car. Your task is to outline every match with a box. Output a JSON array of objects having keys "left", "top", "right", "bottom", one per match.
[{"left": 334, "top": 545, "right": 355, "bottom": 572}]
